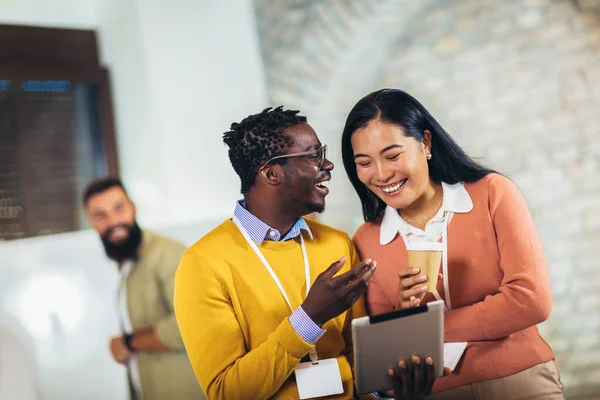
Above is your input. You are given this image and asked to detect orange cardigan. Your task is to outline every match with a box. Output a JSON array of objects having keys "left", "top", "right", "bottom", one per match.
[{"left": 353, "top": 173, "right": 555, "bottom": 393}]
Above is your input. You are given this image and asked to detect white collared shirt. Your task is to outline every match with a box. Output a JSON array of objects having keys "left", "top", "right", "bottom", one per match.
[{"left": 380, "top": 182, "right": 474, "bottom": 246}]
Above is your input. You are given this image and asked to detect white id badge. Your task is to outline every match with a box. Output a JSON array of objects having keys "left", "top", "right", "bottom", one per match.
[{"left": 295, "top": 358, "right": 344, "bottom": 399}]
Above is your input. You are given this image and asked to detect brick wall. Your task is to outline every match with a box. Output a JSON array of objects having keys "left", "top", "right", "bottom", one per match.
[{"left": 255, "top": 0, "right": 600, "bottom": 397}]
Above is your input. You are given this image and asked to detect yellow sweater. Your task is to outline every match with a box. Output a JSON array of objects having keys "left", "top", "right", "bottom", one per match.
[{"left": 174, "top": 219, "right": 365, "bottom": 400}]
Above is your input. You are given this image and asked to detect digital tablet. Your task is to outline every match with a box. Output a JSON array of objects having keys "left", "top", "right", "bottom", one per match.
[{"left": 352, "top": 300, "right": 444, "bottom": 394}]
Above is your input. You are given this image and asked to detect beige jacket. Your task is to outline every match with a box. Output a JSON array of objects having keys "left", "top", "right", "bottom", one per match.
[{"left": 124, "top": 230, "right": 206, "bottom": 400}]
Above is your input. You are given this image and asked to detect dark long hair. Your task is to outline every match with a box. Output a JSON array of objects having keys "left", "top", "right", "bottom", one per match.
[{"left": 341, "top": 89, "right": 496, "bottom": 222}]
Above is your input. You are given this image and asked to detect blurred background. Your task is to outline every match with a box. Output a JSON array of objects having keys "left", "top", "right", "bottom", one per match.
[{"left": 1, "top": 0, "right": 599, "bottom": 398}]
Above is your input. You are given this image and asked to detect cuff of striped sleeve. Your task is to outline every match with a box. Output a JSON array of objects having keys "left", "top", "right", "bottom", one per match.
[
  {"left": 371, "top": 392, "right": 393, "bottom": 399},
  {"left": 289, "top": 306, "right": 326, "bottom": 345}
]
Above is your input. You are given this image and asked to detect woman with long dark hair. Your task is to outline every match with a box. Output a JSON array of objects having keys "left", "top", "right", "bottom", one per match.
[{"left": 342, "top": 89, "right": 564, "bottom": 399}]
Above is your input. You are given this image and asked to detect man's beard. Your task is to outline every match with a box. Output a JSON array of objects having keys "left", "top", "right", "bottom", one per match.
[
  {"left": 282, "top": 173, "right": 326, "bottom": 216},
  {"left": 306, "top": 201, "right": 325, "bottom": 214},
  {"left": 101, "top": 222, "right": 142, "bottom": 263}
]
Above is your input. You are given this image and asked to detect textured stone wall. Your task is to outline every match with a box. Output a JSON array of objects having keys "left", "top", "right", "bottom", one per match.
[{"left": 254, "top": 0, "right": 600, "bottom": 397}]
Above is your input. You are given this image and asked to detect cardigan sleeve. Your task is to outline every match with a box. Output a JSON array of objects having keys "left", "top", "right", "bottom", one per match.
[
  {"left": 345, "top": 238, "right": 382, "bottom": 400},
  {"left": 174, "top": 249, "right": 314, "bottom": 400},
  {"left": 444, "top": 174, "right": 552, "bottom": 342},
  {"left": 353, "top": 229, "right": 395, "bottom": 317},
  {"left": 341, "top": 239, "right": 368, "bottom": 366}
]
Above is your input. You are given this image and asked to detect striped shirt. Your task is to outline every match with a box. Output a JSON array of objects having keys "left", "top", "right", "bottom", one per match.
[{"left": 233, "top": 201, "right": 325, "bottom": 345}]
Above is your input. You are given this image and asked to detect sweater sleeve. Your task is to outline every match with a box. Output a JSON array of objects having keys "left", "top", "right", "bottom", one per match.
[
  {"left": 342, "top": 239, "right": 368, "bottom": 367},
  {"left": 174, "top": 249, "right": 314, "bottom": 400},
  {"left": 344, "top": 239, "right": 380, "bottom": 400},
  {"left": 444, "top": 175, "right": 552, "bottom": 342},
  {"left": 365, "top": 274, "right": 395, "bottom": 316},
  {"left": 353, "top": 231, "right": 395, "bottom": 317}
]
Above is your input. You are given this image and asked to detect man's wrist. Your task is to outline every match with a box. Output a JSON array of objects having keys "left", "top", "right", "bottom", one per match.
[
  {"left": 301, "top": 305, "right": 320, "bottom": 327},
  {"left": 289, "top": 307, "right": 326, "bottom": 345},
  {"left": 123, "top": 333, "right": 136, "bottom": 352}
]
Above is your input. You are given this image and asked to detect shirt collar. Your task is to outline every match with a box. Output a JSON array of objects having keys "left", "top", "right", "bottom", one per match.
[
  {"left": 233, "top": 200, "right": 313, "bottom": 244},
  {"left": 379, "top": 181, "right": 473, "bottom": 245}
]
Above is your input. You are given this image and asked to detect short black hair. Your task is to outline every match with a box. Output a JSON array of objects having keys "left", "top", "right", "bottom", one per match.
[
  {"left": 223, "top": 106, "right": 307, "bottom": 193},
  {"left": 341, "top": 89, "right": 496, "bottom": 222},
  {"left": 83, "top": 176, "right": 127, "bottom": 206}
]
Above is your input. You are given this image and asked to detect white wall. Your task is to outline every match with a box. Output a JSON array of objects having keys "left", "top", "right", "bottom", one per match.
[
  {"left": 99, "top": 0, "right": 268, "bottom": 228},
  {"left": 0, "top": 221, "right": 222, "bottom": 400},
  {"left": 0, "top": 0, "right": 268, "bottom": 398},
  {"left": 1, "top": 0, "right": 268, "bottom": 228},
  {"left": 0, "top": 317, "right": 38, "bottom": 400},
  {"left": 0, "top": 0, "right": 97, "bottom": 28}
]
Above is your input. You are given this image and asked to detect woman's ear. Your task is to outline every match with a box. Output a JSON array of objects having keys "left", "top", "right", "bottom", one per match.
[{"left": 423, "top": 130, "right": 432, "bottom": 154}]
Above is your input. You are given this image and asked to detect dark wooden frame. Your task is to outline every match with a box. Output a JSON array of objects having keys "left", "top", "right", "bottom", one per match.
[
  {"left": 0, "top": 25, "right": 119, "bottom": 238},
  {"left": 0, "top": 69, "right": 119, "bottom": 178},
  {"left": 0, "top": 24, "right": 119, "bottom": 176}
]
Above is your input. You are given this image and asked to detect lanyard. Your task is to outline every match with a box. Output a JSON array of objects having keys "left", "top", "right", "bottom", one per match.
[
  {"left": 232, "top": 216, "right": 319, "bottom": 363},
  {"left": 400, "top": 214, "right": 453, "bottom": 310}
]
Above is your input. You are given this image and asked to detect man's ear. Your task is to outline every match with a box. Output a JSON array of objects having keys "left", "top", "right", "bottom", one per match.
[{"left": 258, "top": 164, "right": 281, "bottom": 187}]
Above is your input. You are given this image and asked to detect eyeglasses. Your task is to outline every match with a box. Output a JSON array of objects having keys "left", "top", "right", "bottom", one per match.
[{"left": 264, "top": 145, "right": 328, "bottom": 168}]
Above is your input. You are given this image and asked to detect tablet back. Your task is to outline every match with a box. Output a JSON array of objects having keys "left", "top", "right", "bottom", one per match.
[{"left": 352, "top": 300, "right": 444, "bottom": 394}]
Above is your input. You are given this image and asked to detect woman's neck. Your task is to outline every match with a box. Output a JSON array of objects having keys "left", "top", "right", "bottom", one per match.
[{"left": 399, "top": 181, "right": 443, "bottom": 230}]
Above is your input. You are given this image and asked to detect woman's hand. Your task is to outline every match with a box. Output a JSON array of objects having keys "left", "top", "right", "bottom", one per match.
[
  {"left": 397, "top": 268, "right": 444, "bottom": 309},
  {"left": 397, "top": 268, "right": 429, "bottom": 308}
]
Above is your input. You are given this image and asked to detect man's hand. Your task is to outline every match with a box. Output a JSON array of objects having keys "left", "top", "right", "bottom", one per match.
[
  {"left": 386, "top": 355, "right": 452, "bottom": 400},
  {"left": 302, "top": 257, "right": 376, "bottom": 326},
  {"left": 109, "top": 335, "right": 131, "bottom": 365}
]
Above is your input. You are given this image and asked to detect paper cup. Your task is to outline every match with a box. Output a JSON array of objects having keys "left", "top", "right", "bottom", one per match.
[{"left": 407, "top": 250, "right": 442, "bottom": 292}]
